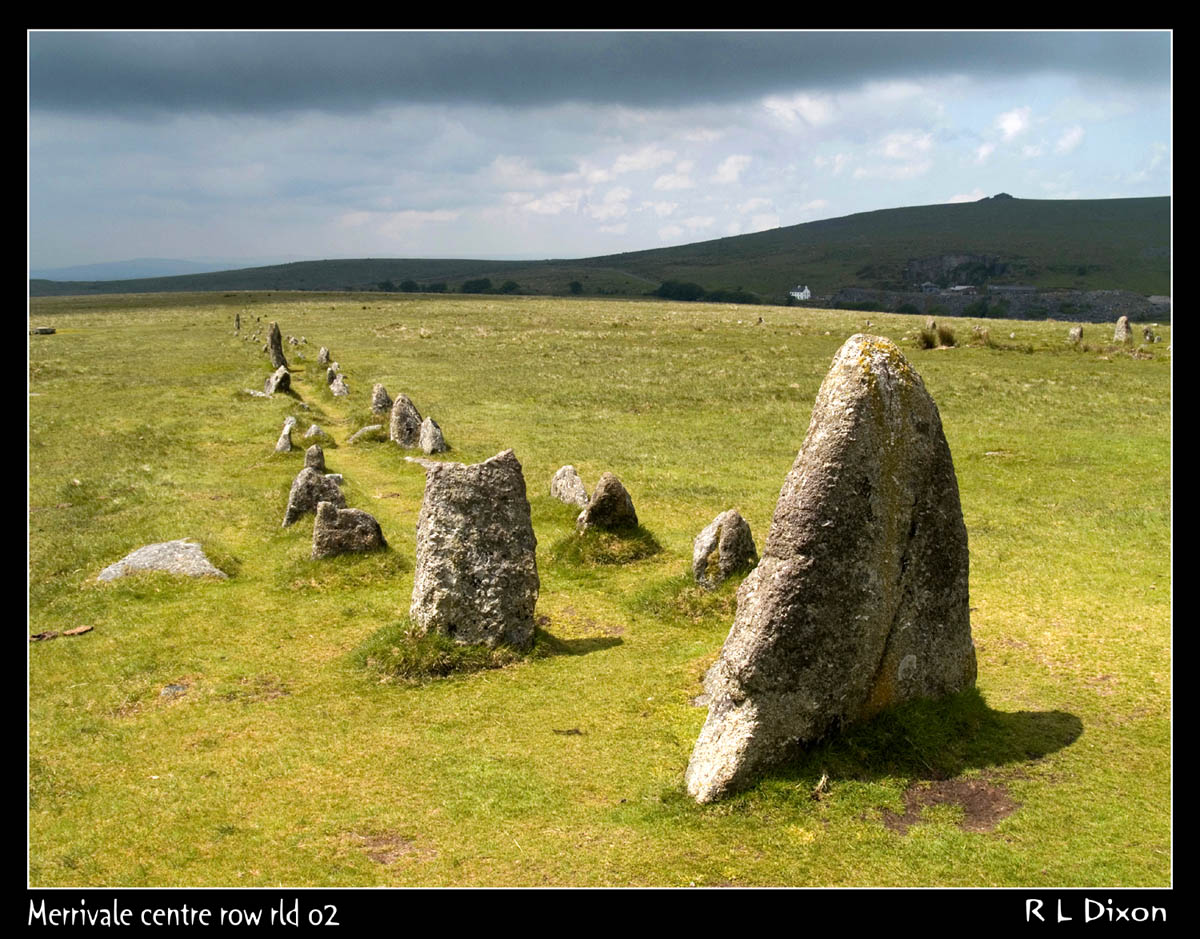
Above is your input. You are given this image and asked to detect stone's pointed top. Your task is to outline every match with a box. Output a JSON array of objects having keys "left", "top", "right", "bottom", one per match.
[
  {"left": 576, "top": 472, "right": 637, "bottom": 532},
  {"left": 304, "top": 444, "right": 325, "bottom": 472},
  {"left": 264, "top": 366, "right": 290, "bottom": 396},
  {"left": 419, "top": 416, "right": 449, "bottom": 454},
  {"left": 685, "top": 331, "right": 973, "bottom": 803}
]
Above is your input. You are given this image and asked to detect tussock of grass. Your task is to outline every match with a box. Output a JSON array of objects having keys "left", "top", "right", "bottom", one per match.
[
  {"left": 547, "top": 525, "right": 662, "bottom": 567},
  {"left": 350, "top": 619, "right": 532, "bottom": 683},
  {"left": 631, "top": 573, "right": 742, "bottom": 626}
]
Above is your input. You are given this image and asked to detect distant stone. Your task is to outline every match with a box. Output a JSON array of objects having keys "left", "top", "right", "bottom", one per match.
[
  {"left": 419, "top": 416, "right": 449, "bottom": 454},
  {"left": 317, "top": 346, "right": 330, "bottom": 366},
  {"left": 282, "top": 466, "right": 346, "bottom": 527},
  {"left": 264, "top": 366, "right": 291, "bottom": 395},
  {"left": 685, "top": 334, "right": 976, "bottom": 804},
  {"left": 330, "top": 374, "right": 350, "bottom": 397},
  {"left": 1068, "top": 325, "right": 1083, "bottom": 343},
  {"left": 550, "top": 465, "right": 589, "bottom": 508},
  {"left": 30, "top": 326, "right": 56, "bottom": 335},
  {"left": 925, "top": 317, "right": 937, "bottom": 331},
  {"left": 370, "top": 383, "right": 393, "bottom": 414},
  {"left": 1143, "top": 325, "right": 1156, "bottom": 343},
  {"left": 98, "top": 540, "right": 227, "bottom": 582},
  {"left": 302, "top": 424, "right": 329, "bottom": 441},
  {"left": 324, "top": 473, "right": 344, "bottom": 485},
  {"left": 244, "top": 389, "right": 269, "bottom": 398},
  {"left": 410, "top": 449, "right": 539, "bottom": 649},
  {"left": 1114, "top": 316, "right": 1132, "bottom": 343},
  {"left": 576, "top": 472, "right": 638, "bottom": 531},
  {"left": 274, "top": 416, "right": 298, "bottom": 453},
  {"left": 312, "top": 501, "right": 387, "bottom": 559},
  {"left": 304, "top": 444, "right": 325, "bottom": 472},
  {"left": 267, "top": 321, "right": 289, "bottom": 370},
  {"left": 692, "top": 510, "right": 758, "bottom": 588},
  {"left": 389, "top": 394, "right": 423, "bottom": 447},
  {"left": 347, "top": 424, "right": 385, "bottom": 445},
  {"left": 326, "top": 367, "right": 338, "bottom": 386}
]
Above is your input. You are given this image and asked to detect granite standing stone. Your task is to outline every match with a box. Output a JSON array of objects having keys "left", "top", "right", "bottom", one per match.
[
  {"left": 550, "top": 465, "right": 590, "bottom": 508},
  {"left": 267, "top": 321, "right": 289, "bottom": 369},
  {"left": 409, "top": 449, "right": 539, "bottom": 649},
  {"left": 371, "top": 383, "right": 393, "bottom": 414},
  {"left": 274, "top": 416, "right": 298, "bottom": 453},
  {"left": 389, "top": 394, "right": 423, "bottom": 447},
  {"left": 692, "top": 510, "right": 758, "bottom": 588},
  {"left": 419, "top": 417, "right": 449, "bottom": 454},
  {"left": 304, "top": 444, "right": 326, "bottom": 472},
  {"left": 282, "top": 467, "right": 347, "bottom": 527},
  {"left": 312, "top": 501, "right": 387, "bottom": 559},
  {"left": 317, "top": 346, "right": 330, "bottom": 366},
  {"left": 348, "top": 424, "right": 385, "bottom": 445},
  {"left": 330, "top": 374, "right": 350, "bottom": 397},
  {"left": 1114, "top": 316, "right": 1132, "bottom": 343},
  {"left": 1068, "top": 325, "right": 1083, "bottom": 343},
  {"left": 264, "top": 366, "right": 291, "bottom": 395},
  {"left": 685, "top": 334, "right": 976, "bottom": 803},
  {"left": 576, "top": 472, "right": 638, "bottom": 531}
]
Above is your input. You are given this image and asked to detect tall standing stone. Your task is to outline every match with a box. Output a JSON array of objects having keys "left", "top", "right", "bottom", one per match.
[
  {"left": 317, "top": 346, "right": 330, "bottom": 366},
  {"left": 267, "top": 321, "right": 289, "bottom": 370},
  {"left": 371, "top": 383, "right": 393, "bottom": 415},
  {"left": 685, "top": 334, "right": 976, "bottom": 803},
  {"left": 389, "top": 394, "right": 423, "bottom": 448},
  {"left": 304, "top": 444, "right": 326, "bottom": 472},
  {"left": 1114, "top": 316, "right": 1132, "bottom": 343},
  {"left": 692, "top": 510, "right": 758, "bottom": 588},
  {"left": 282, "top": 467, "right": 347, "bottom": 527},
  {"left": 410, "top": 449, "right": 539, "bottom": 649}
]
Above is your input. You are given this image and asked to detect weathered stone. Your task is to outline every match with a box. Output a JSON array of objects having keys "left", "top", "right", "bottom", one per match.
[
  {"left": 324, "top": 473, "right": 344, "bottom": 485},
  {"left": 98, "top": 540, "right": 227, "bottom": 581},
  {"left": 1143, "top": 325, "right": 1156, "bottom": 342},
  {"left": 389, "top": 394, "right": 423, "bottom": 447},
  {"left": 410, "top": 449, "right": 539, "bottom": 649},
  {"left": 419, "top": 416, "right": 449, "bottom": 454},
  {"left": 348, "top": 424, "right": 385, "bottom": 445},
  {"left": 312, "top": 501, "right": 387, "bottom": 559},
  {"left": 304, "top": 444, "right": 325, "bottom": 472},
  {"left": 264, "top": 366, "right": 291, "bottom": 395},
  {"left": 30, "top": 327, "right": 56, "bottom": 335},
  {"left": 267, "top": 321, "right": 289, "bottom": 369},
  {"left": 326, "top": 366, "right": 338, "bottom": 386},
  {"left": 274, "top": 416, "right": 298, "bottom": 453},
  {"left": 692, "top": 510, "right": 758, "bottom": 588},
  {"left": 685, "top": 334, "right": 976, "bottom": 804},
  {"left": 1114, "top": 315, "right": 1132, "bottom": 343},
  {"left": 235, "top": 312, "right": 240, "bottom": 332},
  {"left": 371, "top": 383, "right": 393, "bottom": 414},
  {"left": 282, "top": 466, "right": 346, "bottom": 527},
  {"left": 550, "top": 465, "right": 589, "bottom": 508},
  {"left": 330, "top": 374, "right": 349, "bottom": 397},
  {"left": 576, "top": 472, "right": 638, "bottom": 531},
  {"left": 317, "top": 346, "right": 330, "bottom": 366},
  {"left": 303, "top": 423, "right": 329, "bottom": 441},
  {"left": 1068, "top": 325, "right": 1083, "bottom": 343}
]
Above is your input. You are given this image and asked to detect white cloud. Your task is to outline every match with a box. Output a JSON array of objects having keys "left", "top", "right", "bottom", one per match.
[
  {"left": 521, "top": 188, "right": 585, "bottom": 215},
  {"left": 748, "top": 213, "right": 780, "bottom": 232},
  {"left": 738, "top": 196, "right": 773, "bottom": 214},
  {"left": 682, "top": 215, "right": 715, "bottom": 231},
  {"left": 879, "top": 131, "right": 933, "bottom": 160},
  {"left": 639, "top": 200, "right": 678, "bottom": 217},
  {"left": 946, "top": 188, "right": 987, "bottom": 203},
  {"left": 763, "top": 93, "right": 835, "bottom": 126},
  {"left": 1021, "top": 144, "right": 1044, "bottom": 159},
  {"left": 598, "top": 223, "right": 627, "bottom": 234},
  {"left": 814, "top": 153, "right": 852, "bottom": 175},
  {"left": 587, "top": 186, "right": 632, "bottom": 220},
  {"left": 1055, "top": 125, "right": 1085, "bottom": 155},
  {"left": 974, "top": 142, "right": 995, "bottom": 163},
  {"left": 797, "top": 199, "right": 828, "bottom": 214},
  {"left": 713, "top": 154, "right": 751, "bottom": 183},
  {"left": 658, "top": 224, "right": 684, "bottom": 241},
  {"left": 612, "top": 145, "right": 675, "bottom": 174},
  {"left": 996, "top": 106, "right": 1032, "bottom": 141},
  {"left": 653, "top": 166, "right": 694, "bottom": 190}
]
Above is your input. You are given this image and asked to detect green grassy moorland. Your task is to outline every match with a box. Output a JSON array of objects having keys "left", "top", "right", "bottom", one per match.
[{"left": 28, "top": 292, "right": 1171, "bottom": 887}]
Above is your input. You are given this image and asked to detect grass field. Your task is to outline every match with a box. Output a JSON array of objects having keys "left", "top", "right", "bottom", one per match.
[{"left": 27, "top": 291, "right": 1171, "bottom": 887}]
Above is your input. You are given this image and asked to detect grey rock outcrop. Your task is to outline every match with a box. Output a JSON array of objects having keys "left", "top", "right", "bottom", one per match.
[
  {"left": 550, "top": 465, "right": 589, "bottom": 508},
  {"left": 685, "top": 334, "right": 976, "bottom": 804},
  {"left": 576, "top": 472, "right": 638, "bottom": 531},
  {"left": 267, "top": 321, "right": 289, "bottom": 370},
  {"left": 419, "top": 417, "right": 449, "bottom": 454},
  {"left": 282, "top": 466, "right": 347, "bottom": 527},
  {"left": 371, "top": 384, "right": 393, "bottom": 414},
  {"left": 264, "top": 366, "right": 291, "bottom": 395},
  {"left": 1114, "top": 316, "right": 1132, "bottom": 343},
  {"left": 692, "top": 510, "right": 758, "bottom": 588},
  {"left": 389, "top": 394, "right": 423, "bottom": 448},
  {"left": 274, "top": 416, "right": 298, "bottom": 453},
  {"left": 330, "top": 374, "right": 349, "bottom": 397},
  {"left": 98, "top": 540, "right": 227, "bottom": 581},
  {"left": 304, "top": 444, "right": 325, "bottom": 472},
  {"left": 312, "top": 501, "right": 387, "bottom": 559},
  {"left": 409, "top": 449, "right": 539, "bottom": 649}
]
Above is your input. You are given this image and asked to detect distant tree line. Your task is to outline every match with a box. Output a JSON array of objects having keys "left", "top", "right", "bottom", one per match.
[
  {"left": 653, "top": 281, "right": 762, "bottom": 304},
  {"left": 373, "top": 278, "right": 518, "bottom": 294}
]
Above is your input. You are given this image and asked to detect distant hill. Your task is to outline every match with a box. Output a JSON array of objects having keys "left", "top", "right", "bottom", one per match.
[
  {"left": 29, "top": 196, "right": 1169, "bottom": 300},
  {"left": 28, "top": 256, "right": 310, "bottom": 282}
]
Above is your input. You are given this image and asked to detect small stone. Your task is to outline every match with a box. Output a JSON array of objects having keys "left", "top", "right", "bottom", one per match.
[
  {"left": 312, "top": 501, "right": 387, "bottom": 559},
  {"left": 1114, "top": 315, "right": 1132, "bottom": 343},
  {"left": 30, "top": 326, "right": 56, "bottom": 335},
  {"left": 692, "top": 509, "right": 758, "bottom": 588},
  {"left": 264, "top": 366, "right": 291, "bottom": 395},
  {"left": 303, "top": 424, "right": 329, "bottom": 441},
  {"left": 317, "top": 347, "right": 330, "bottom": 366},
  {"left": 1068, "top": 325, "right": 1083, "bottom": 343},
  {"left": 282, "top": 467, "right": 346, "bottom": 527},
  {"left": 330, "top": 375, "right": 349, "bottom": 397},
  {"left": 98, "top": 540, "right": 228, "bottom": 581},
  {"left": 1143, "top": 325, "right": 1156, "bottom": 342},
  {"left": 550, "top": 465, "right": 589, "bottom": 508},
  {"left": 348, "top": 424, "right": 385, "bottom": 445},
  {"left": 419, "top": 416, "right": 449, "bottom": 454},
  {"left": 576, "top": 472, "right": 638, "bottom": 531},
  {"left": 274, "top": 416, "right": 298, "bottom": 453},
  {"left": 371, "top": 383, "right": 393, "bottom": 415},
  {"left": 326, "top": 367, "right": 338, "bottom": 386},
  {"left": 389, "top": 394, "right": 423, "bottom": 447},
  {"left": 304, "top": 444, "right": 325, "bottom": 472}
]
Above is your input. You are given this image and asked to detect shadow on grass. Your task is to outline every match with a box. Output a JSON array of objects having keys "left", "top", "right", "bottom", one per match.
[
  {"left": 531, "top": 628, "right": 623, "bottom": 659},
  {"left": 667, "top": 687, "right": 1083, "bottom": 811}
]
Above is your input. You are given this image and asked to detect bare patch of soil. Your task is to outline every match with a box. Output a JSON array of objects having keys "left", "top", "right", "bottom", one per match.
[
  {"left": 346, "top": 832, "right": 434, "bottom": 865},
  {"left": 881, "top": 776, "right": 1020, "bottom": 834}
]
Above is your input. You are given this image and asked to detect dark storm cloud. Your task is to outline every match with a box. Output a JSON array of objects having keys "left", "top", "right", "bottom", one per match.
[{"left": 30, "top": 31, "right": 1170, "bottom": 116}]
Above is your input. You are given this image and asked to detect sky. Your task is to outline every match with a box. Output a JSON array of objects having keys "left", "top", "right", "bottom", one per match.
[{"left": 28, "top": 30, "right": 1172, "bottom": 271}]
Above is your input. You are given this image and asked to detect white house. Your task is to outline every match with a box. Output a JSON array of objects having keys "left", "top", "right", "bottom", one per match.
[{"left": 789, "top": 284, "right": 811, "bottom": 300}]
